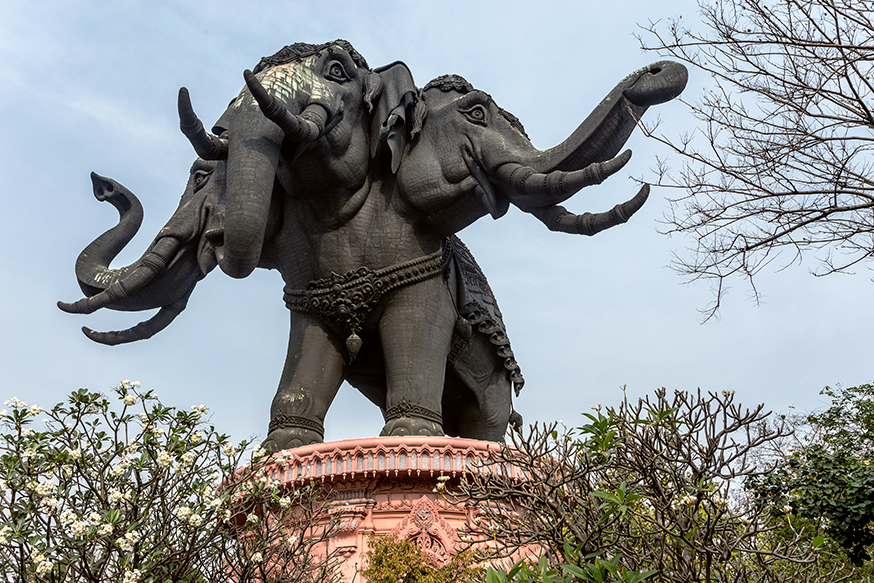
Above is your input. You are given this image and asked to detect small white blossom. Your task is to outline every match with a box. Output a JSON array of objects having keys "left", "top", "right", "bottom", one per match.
[
  {"left": 98, "top": 523, "right": 113, "bottom": 536},
  {"left": 251, "top": 551, "right": 263, "bottom": 563},
  {"left": 88, "top": 512, "right": 102, "bottom": 526},
  {"left": 123, "top": 394, "right": 137, "bottom": 406},
  {"left": 180, "top": 451, "right": 196, "bottom": 467},
  {"left": 68, "top": 448, "right": 81, "bottom": 460},
  {"left": 175, "top": 506, "right": 192, "bottom": 521},
  {"left": 253, "top": 447, "right": 268, "bottom": 459},
  {"left": 191, "top": 404, "right": 209, "bottom": 418},
  {"left": 188, "top": 513, "right": 203, "bottom": 527},
  {"left": 221, "top": 442, "right": 236, "bottom": 457},
  {"left": 279, "top": 496, "right": 292, "bottom": 509},
  {"left": 29, "top": 404, "right": 43, "bottom": 416},
  {"left": 122, "top": 568, "right": 142, "bottom": 583},
  {"left": 190, "top": 431, "right": 205, "bottom": 444},
  {"left": 288, "top": 534, "right": 298, "bottom": 545},
  {"left": 681, "top": 494, "right": 697, "bottom": 508},
  {"left": 246, "top": 513, "right": 259, "bottom": 524},
  {"left": 0, "top": 526, "right": 11, "bottom": 544},
  {"left": 782, "top": 504, "right": 792, "bottom": 514},
  {"left": 208, "top": 497, "right": 223, "bottom": 509},
  {"left": 0, "top": 409, "right": 6, "bottom": 417}
]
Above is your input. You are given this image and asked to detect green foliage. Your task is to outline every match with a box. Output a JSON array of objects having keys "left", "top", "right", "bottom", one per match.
[
  {"left": 0, "top": 384, "right": 341, "bottom": 582},
  {"left": 460, "top": 388, "right": 853, "bottom": 583},
  {"left": 361, "top": 534, "right": 483, "bottom": 583},
  {"left": 748, "top": 383, "right": 874, "bottom": 566}
]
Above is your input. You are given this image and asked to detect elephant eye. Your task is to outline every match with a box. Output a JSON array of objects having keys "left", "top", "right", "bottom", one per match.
[
  {"left": 459, "top": 104, "right": 488, "bottom": 126},
  {"left": 192, "top": 169, "right": 212, "bottom": 192},
  {"left": 325, "top": 60, "right": 349, "bottom": 82}
]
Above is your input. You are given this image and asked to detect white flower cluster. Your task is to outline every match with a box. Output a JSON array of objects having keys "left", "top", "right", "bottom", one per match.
[
  {"left": 67, "top": 520, "right": 88, "bottom": 538},
  {"left": 191, "top": 404, "right": 209, "bottom": 418},
  {"left": 123, "top": 394, "right": 138, "bottom": 406},
  {"left": 4, "top": 397, "right": 28, "bottom": 409},
  {"left": 112, "top": 457, "right": 132, "bottom": 477},
  {"left": 250, "top": 551, "right": 263, "bottom": 563},
  {"left": 433, "top": 475, "right": 450, "bottom": 493},
  {"left": 98, "top": 523, "right": 113, "bottom": 536},
  {"left": 122, "top": 568, "right": 142, "bottom": 583},
  {"left": 274, "top": 450, "right": 295, "bottom": 464},
  {"left": 279, "top": 496, "right": 292, "bottom": 509},
  {"left": 120, "top": 380, "right": 141, "bottom": 390},
  {"left": 34, "top": 479, "right": 55, "bottom": 497},
  {"left": 681, "top": 494, "right": 697, "bottom": 508},
  {"left": 118, "top": 530, "right": 141, "bottom": 552},
  {"left": 221, "top": 442, "right": 236, "bottom": 457},
  {"left": 108, "top": 487, "right": 130, "bottom": 505},
  {"left": 156, "top": 450, "right": 172, "bottom": 468},
  {"left": 68, "top": 448, "right": 81, "bottom": 460},
  {"left": 190, "top": 431, "right": 205, "bottom": 444},
  {"left": 31, "top": 551, "right": 53, "bottom": 575},
  {"left": 0, "top": 526, "right": 11, "bottom": 544},
  {"left": 39, "top": 496, "right": 60, "bottom": 514}
]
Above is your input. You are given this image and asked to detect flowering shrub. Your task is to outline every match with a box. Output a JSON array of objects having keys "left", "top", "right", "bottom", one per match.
[
  {"left": 0, "top": 384, "right": 342, "bottom": 582},
  {"left": 457, "top": 389, "right": 856, "bottom": 583}
]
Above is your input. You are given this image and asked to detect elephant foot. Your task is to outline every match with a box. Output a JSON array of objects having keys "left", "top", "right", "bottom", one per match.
[
  {"left": 261, "top": 427, "right": 322, "bottom": 452},
  {"left": 380, "top": 416, "right": 444, "bottom": 437}
]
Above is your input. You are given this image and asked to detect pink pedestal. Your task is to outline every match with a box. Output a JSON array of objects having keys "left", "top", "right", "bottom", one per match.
[{"left": 263, "top": 436, "right": 522, "bottom": 581}]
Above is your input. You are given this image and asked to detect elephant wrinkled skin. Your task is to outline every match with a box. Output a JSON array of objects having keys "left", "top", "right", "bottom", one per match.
[{"left": 60, "top": 40, "right": 687, "bottom": 451}]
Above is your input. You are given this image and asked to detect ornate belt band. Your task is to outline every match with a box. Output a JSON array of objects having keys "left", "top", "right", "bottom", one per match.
[{"left": 284, "top": 240, "right": 453, "bottom": 361}]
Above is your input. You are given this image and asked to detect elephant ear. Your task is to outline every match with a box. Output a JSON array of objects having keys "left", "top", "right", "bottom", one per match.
[{"left": 369, "top": 61, "right": 423, "bottom": 174}]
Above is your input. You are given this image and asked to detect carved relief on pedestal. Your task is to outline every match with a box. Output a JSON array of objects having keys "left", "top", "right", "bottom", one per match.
[{"left": 391, "top": 495, "right": 459, "bottom": 566}]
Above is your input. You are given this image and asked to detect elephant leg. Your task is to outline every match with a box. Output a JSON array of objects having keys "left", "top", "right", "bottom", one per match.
[
  {"left": 262, "top": 312, "right": 346, "bottom": 451},
  {"left": 378, "top": 277, "right": 456, "bottom": 437},
  {"left": 451, "top": 367, "right": 513, "bottom": 442}
]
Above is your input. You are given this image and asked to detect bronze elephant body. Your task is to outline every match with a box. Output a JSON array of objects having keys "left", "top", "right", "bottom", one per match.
[{"left": 60, "top": 40, "right": 687, "bottom": 449}]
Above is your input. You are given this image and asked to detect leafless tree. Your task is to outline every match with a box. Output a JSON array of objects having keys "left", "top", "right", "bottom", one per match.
[{"left": 637, "top": 0, "right": 874, "bottom": 319}]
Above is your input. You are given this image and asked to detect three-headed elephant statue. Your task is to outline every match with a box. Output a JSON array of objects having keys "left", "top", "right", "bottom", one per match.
[{"left": 60, "top": 40, "right": 687, "bottom": 450}]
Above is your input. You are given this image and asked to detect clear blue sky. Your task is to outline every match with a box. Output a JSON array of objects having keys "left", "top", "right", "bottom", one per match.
[{"left": 1, "top": 0, "right": 870, "bottom": 444}]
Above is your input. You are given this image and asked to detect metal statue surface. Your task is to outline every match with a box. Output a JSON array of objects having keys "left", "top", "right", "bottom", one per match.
[{"left": 59, "top": 40, "right": 687, "bottom": 450}]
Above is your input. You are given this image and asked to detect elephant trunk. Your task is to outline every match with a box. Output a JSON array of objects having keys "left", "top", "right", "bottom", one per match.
[
  {"left": 524, "top": 61, "right": 688, "bottom": 173},
  {"left": 220, "top": 102, "right": 284, "bottom": 279},
  {"left": 66, "top": 173, "right": 144, "bottom": 298}
]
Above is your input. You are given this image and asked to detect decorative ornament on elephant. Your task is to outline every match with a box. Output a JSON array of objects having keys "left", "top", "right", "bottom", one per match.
[{"left": 59, "top": 40, "right": 687, "bottom": 452}]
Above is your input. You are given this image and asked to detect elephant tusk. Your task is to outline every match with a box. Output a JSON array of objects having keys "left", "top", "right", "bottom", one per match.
[
  {"left": 178, "top": 87, "right": 228, "bottom": 160},
  {"left": 494, "top": 150, "right": 632, "bottom": 210},
  {"left": 81, "top": 296, "right": 190, "bottom": 345},
  {"left": 529, "top": 183, "right": 650, "bottom": 236},
  {"left": 243, "top": 69, "right": 327, "bottom": 142}
]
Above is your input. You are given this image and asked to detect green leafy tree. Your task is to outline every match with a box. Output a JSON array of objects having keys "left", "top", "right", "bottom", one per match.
[
  {"left": 749, "top": 383, "right": 874, "bottom": 567},
  {"left": 455, "top": 389, "right": 857, "bottom": 582},
  {"left": 361, "top": 534, "right": 483, "bottom": 583},
  {"left": 0, "top": 384, "right": 342, "bottom": 582}
]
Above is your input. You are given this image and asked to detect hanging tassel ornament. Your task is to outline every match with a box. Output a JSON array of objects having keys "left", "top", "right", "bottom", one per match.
[{"left": 346, "top": 332, "right": 363, "bottom": 363}]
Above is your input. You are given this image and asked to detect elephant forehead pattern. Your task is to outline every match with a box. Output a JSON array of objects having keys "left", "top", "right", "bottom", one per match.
[{"left": 235, "top": 57, "right": 330, "bottom": 112}]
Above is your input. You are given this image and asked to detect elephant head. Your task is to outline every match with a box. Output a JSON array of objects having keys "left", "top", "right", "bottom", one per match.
[
  {"left": 179, "top": 40, "right": 418, "bottom": 279},
  {"left": 392, "top": 61, "right": 689, "bottom": 237},
  {"left": 57, "top": 159, "right": 225, "bottom": 344}
]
